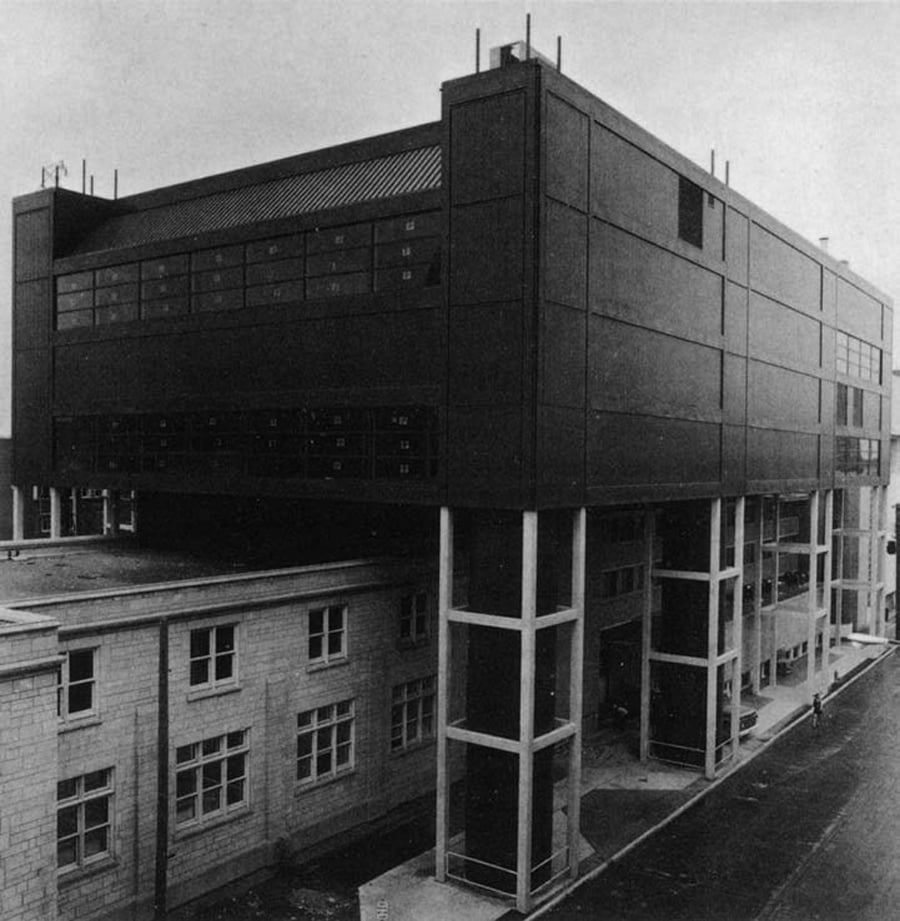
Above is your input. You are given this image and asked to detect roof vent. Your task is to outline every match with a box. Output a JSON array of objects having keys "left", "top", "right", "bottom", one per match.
[{"left": 490, "top": 40, "right": 554, "bottom": 69}]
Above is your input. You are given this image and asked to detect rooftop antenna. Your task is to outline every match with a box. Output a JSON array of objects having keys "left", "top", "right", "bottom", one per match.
[
  {"left": 526, "top": 13, "right": 531, "bottom": 60},
  {"left": 114, "top": 169, "right": 118, "bottom": 200},
  {"left": 40, "top": 160, "right": 67, "bottom": 190},
  {"left": 710, "top": 149, "right": 716, "bottom": 177},
  {"left": 725, "top": 160, "right": 730, "bottom": 187},
  {"left": 82, "top": 159, "right": 87, "bottom": 194},
  {"left": 476, "top": 28, "right": 480, "bottom": 73},
  {"left": 90, "top": 175, "right": 94, "bottom": 196},
  {"left": 557, "top": 35, "right": 562, "bottom": 72}
]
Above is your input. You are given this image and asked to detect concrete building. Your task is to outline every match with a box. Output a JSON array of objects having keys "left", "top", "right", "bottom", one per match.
[{"left": 4, "top": 41, "right": 892, "bottom": 919}]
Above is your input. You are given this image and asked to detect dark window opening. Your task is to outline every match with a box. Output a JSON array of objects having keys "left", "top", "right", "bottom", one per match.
[{"left": 678, "top": 176, "right": 703, "bottom": 248}]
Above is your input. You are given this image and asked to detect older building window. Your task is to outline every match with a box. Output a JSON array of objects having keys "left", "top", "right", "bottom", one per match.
[
  {"left": 391, "top": 677, "right": 436, "bottom": 751},
  {"left": 175, "top": 730, "right": 249, "bottom": 827},
  {"left": 296, "top": 700, "right": 355, "bottom": 784},
  {"left": 399, "top": 592, "right": 428, "bottom": 644},
  {"left": 308, "top": 605, "right": 346, "bottom": 665},
  {"left": 189, "top": 624, "right": 237, "bottom": 688},
  {"left": 57, "top": 769, "right": 113, "bottom": 871},
  {"left": 58, "top": 649, "right": 97, "bottom": 721},
  {"left": 678, "top": 176, "right": 703, "bottom": 248}
]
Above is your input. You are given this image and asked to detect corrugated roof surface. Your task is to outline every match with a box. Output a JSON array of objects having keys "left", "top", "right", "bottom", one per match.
[{"left": 72, "top": 145, "right": 442, "bottom": 254}]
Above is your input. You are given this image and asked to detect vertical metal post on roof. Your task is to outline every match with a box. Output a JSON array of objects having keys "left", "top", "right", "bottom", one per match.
[
  {"left": 725, "top": 161, "right": 731, "bottom": 187},
  {"left": 82, "top": 159, "right": 86, "bottom": 195},
  {"left": 557, "top": 35, "right": 562, "bottom": 72},
  {"left": 526, "top": 13, "right": 531, "bottom": 60},
  {"left": 114, "top": 169, "right": 118, "bottom": 200},
  {"left": 90, "top": 175, "right": 94, "bottom": 196},
  {"left": 54, "top": 165, "right": 59, "bottom": 188},
  {"left": 710, "top": 149, "right": 715, "bottom": 177},
  {"left": 476, "top": 28, "right": 480, "bottom": 73}
]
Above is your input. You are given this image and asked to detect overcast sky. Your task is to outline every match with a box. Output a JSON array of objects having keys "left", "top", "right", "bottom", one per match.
[{"left": 2, "top": 0, "right": 899, "bottom": 437}]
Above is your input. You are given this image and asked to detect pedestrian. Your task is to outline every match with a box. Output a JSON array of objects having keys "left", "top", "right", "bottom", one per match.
[{"left": 812, "top": 692, "right": 823, "bottom": 731}]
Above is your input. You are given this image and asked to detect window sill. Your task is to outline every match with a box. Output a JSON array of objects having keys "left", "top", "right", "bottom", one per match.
[
  {"left": 295, "top": 767, "right": 355, "bottom": 795},
  {"left": 186, "top": 682, "right": 242, "bottom": 703},
  {"left": 58, "top": 856, "right": 117, "bottom": 887},
  {"left": 308, "top": 657, "right": 350, "bottom": 674},
  {"left": 58, "top": 714, "right": 102, "bottom": 734},
  {"left": 174, "top": 806, "right": 251, "bottom": 841}
]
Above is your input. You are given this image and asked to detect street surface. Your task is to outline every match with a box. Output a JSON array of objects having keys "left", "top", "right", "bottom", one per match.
[{"left": 542, "top": 651, "right": 900, "bottom": 921}]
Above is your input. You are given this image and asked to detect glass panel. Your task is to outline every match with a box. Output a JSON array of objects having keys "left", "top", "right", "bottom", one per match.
[
  {"left": 176, "top": 744, "right": 196, "bottom": 764},
  {"left": 58, "top": 837, "right": 78, "bottom": 867},
  {"left": 226, "top": 779, "right": 245, "bottom": 806},
  {"left": 226, "top": 730, "right": 245, "bottom": 749},
  {"left": 297, "top": 757, "right": 311, "bottom": 780},
  {"left": 226, "top": 754, "right": 245, "bottom": 780},
  {"left": 84, "top": 797, "right": 108, "bottom": 828},
  {"left": 336, "top": 700, "right": 352, "bottom": 717},
  {"left": 190, "top": 660, "right": 209, "bottom": 685},
  {"left": 317, "top": 706, "right": 332, "bottom": 723},
  {"left": 68, "top": 649, "right": 93, "bottom": 681},
  {"left": 297, "top": 733, "right": 312, "bottom": 757},
  {"left": 329, "top": 607, "right": 344, "bottom": 630},
  {"left": 176, "top": 798, "right": 196, "bottom": 823},
  {"left": 202, "top": 762, "right": 222, "bottom": 788},
  {"left": 58, "top": 778, "right": 78, "bottom": 800},
  {"left": 297, "top": 710, "right": 312, "bottom": 728},
  {"left": 216, "top": 626, "right": 235, "bottom": 653},
  {"left": 57, "top": 805, "right": 79, "bottom": 837},
  {"left": 202, "top": 737, "right": 221, "bottom": 757},
  {"left": 215, "top": 653, "right": 233, "bottom": 680},
  {"left": 190, "top": 629, "right": 210, "bottom": 658},
  {"left": 309, "top": 610, "right": 324, "bottom": 635},
  {"left": 316, "top": 751, "right": 332, "bottom": 775},
  {"left": 327, "top": 631, "right": 343, "bottom": 655},
  {"left": 84, "top": 827, "right": 108, "bottom": 858},
  {"left": 84, "top": 771, "right": 108, "bottom": 793},
  {"left": 202, "top": 788, "right": 221, "bottom": 814},
  {"left": 336, "top": 722, "right": 351, "bottom": 744},
  {"left": 336, "top": 743, "right": 351, "bottom": 765},
  {"left": 69, "top": 682, "right": 93, "bottom": 713},
  {"left": 176, "top": 770, "right": 196, "bottom": 797},
  {"left": 309, "top": 636, "right": 323, "bottom": 660}
]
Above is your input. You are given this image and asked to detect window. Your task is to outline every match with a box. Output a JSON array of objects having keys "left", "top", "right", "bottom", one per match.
[
  {"left": 189, "top": 625, "right": 236, "bottom": 689},
  {"left": 852, "top": 387, "right": 864, "bottom": 427},
  {"left": 296, "top": 700, "right": 354, "bottom": 783},
  {"left": 57, "top": 769, "right": 113, "bottom": 871},
  {"left": 58, "top": 649, "right": 96, "bottom": 720},
  {"left": 836, "top": 330, "right": 882, "bottom": 383},
  {"left": 600, "top": 565, "right": 644, "bottom": 600},
  {"left": 678, "top": 176, "right": 703, "bottom": 248},
  {"left": 175, "top": 730, "right": 249, "bottom": 827},
  {"left": 391, "top": 677, "right": 435, "bottom": 752},
  {"left": 400, "top": 592, "right": 428, "bottom": 643},
  {"left": 836, "top": 437, "right": 880, "bottom": 476},
  {"left": 836, "top": 383, "right": 848, "bottom": 426},
  {"left": 308, "top": 605, "right": 346, "bottom": 664}
]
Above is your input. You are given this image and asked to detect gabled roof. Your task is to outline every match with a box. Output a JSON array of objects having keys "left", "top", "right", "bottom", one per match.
[{"left": 71, "top": 144, "right": 442, "bottom": 254}]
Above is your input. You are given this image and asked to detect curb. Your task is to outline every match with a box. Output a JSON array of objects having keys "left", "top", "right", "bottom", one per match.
[{"left": 522, "top": 645, "right": 896, "bottom": 921}]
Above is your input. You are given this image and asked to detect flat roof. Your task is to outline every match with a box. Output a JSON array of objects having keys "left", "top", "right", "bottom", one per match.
[{"left": 0, "top": 542, "right": 249, "bottom": 604}]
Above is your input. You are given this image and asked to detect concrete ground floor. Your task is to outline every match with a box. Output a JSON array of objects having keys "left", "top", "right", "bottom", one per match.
[{"left": 357, "top": 638, "right": 889, "bottom": 921}]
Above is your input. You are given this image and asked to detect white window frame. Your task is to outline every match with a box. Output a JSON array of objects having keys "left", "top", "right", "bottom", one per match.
[
  {"left": 296, "top": 700, "right": 355, "bottom": 785},
  {"left": 308, "top": 605, "right": 347, "bottom": 665},
  {"left": 175, "top": 730, "right": 249, "bottom": 828},
  {"left": 399, "top": 592, "right": 428, "bottom": 644},
  {"left": 58, "top": 648, "right": 97, "bottom": 722},
  {"left": 391, "top": 677, "right": 436, "bottom": 752},
  {"left": 57, "top": 769, "right": 114, "bottom": 872},
  {"left": 189, "top": 623, "right": 237, "bottom": 690}
]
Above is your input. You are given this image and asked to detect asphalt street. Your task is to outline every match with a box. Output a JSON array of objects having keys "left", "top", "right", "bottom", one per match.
[{"left": 540, "top": 651, "right": 900, "bottom": 921}]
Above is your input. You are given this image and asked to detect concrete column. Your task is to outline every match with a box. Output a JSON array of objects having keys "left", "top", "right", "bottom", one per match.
[
  {"left": 49, "top": 487, "right": 63, "bottom": 539},
  {"left": 567, "top": 508, "right": 586, "bottom": 881},
  {"left": 807, "top": 491, "right": 820, "bottom": 692},
  {"left": 435, "top": 507, "right": 453, "bottom": 883},
  {"left": 835, "top": 490, "right": 845, "bottom": 637},
  {"left": 11, "top": 485, "right": 25, "bottom": 541},
  {"left": 515, "top": 511, "right": 538, "bottom": 913},
  {"left": 875, "top": 486, "right": 887, "bottom": 637},
  {"left": 752, "top": 500, "right": 764, "bottom": 694},
  {"left": 731, "top": 497, "right": 745, "bottom": 760},
  {"left": 639, "top": 508, "right": 654, "bottom": 763},
  {"left": 824, "top": 490, "right": 834, "bottom": 673},
  {"left": 705, "top": 498, "right": 722, "bottom": 781}
]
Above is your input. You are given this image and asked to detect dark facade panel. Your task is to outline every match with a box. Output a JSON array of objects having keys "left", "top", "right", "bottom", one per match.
[
  {"left": 545, "top": 93, "right": 589, "bottom": 210},
  {"left": 587, "top": 413, "right": 721, "bottom": 487},
  {"left": 540, "top": 302, "right": 586, "bottom": 408},
  {"left": 724, "top": 281, "right": 748, "bottom": 355},
  {"left": 835, "top": 276, "right": 883, "bottom": 345},
  {"left": 589, "top": 223, "right": 723, "bottom": 343},
  {"left": 449, "top": 197, "right": 525, "bottom": 305},
  {"left": 545, "top": 200, "right": 587, "bottom": 308},
  {"left": 13, "top": 358, "right": 52, "bottom": 477},
  {"left": 722, "top": 354, "right": 747, "bottom": 426},
  {"left": 747, "top": 361, "right": 820, "bottom": 431},
  {"left": 447, "top": 406, "right": 524, "bottom": 506},
  {"left": 748, "top": 293, "right": 821, "bottom": 372},
  {"left": 449, "top": 302, "right": 524, "bottom": 405},
  {"left": 747, "top": 428, "right": 819, "bottom": 481},
  {"left": 588, "top": 318, "right": 722, "bottom": 421},
  {"left": 725, "top": 208, "right": 749, "bottom": 284},
  {"left": 536, "top": 405, "right": 584, "bottom": 507},
  {"left": 449, "top": 91, "right": 526, "bottom": 205},
  {"left": 749, "top": 223, "right": 821, "bottom": 315},
  {"left": 14, "top": 279, "right": 51, "bottom": 351},
  {"left": 14, "top": 207, "right": 51, "bottom": 281}
]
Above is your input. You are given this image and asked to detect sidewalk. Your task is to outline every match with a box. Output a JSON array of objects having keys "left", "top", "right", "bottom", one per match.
[{"left": 358, "top": 639, "right": 891, "bottom": 921}]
